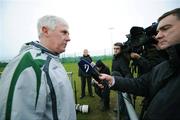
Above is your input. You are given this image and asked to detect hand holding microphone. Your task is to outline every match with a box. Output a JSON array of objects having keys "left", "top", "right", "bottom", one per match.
[{"left": 99, "top": 73, "right": 113, "bottom": 86}]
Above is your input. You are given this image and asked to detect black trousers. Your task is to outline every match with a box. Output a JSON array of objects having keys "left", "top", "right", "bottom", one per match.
[{"left": 80, "top": 76, "right": 93, "bottom": 96}]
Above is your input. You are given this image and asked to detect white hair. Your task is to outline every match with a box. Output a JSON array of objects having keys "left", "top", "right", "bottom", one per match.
[{"left": 37, "top": 15, "right": 69, "bottom": 37}]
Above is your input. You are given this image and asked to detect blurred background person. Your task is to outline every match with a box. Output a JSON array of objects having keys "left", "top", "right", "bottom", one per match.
[
  {"left": 111, "top": 42, "right": 132, "bottom": 120},
  {"left": 78, "top": 49, "right": 94, "bottom": 99},
  {"left": 112, "top": 42, "right": 132, "bottom": 78}
]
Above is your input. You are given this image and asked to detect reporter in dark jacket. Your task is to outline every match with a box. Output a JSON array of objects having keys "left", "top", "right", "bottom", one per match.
[{"left": 99, "top": 8, "right": 180, "bottom": 120}]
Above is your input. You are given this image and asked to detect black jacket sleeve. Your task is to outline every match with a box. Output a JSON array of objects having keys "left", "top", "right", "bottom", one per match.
[{"left": 111, "top": 72, "right": 151, "bottom": 96}]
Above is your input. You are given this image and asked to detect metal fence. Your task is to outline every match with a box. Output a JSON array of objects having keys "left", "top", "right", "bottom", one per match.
[
  {"left": 116, "top": 92, "right": 139, "bottom": 120},
  {"left": 0, "top": 75, "right": 1, "bottom": 80},
  {"left": 122, "top": 93, "right": 138, "bottom": 120},
  {"left": 67, "top": 72, "right": 78, "bottom": 104},
  {"left": 67, "top": 72, "right": 74, "bottom": 87}
]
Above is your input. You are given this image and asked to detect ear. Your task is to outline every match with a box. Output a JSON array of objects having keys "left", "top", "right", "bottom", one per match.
[{"left": 42, "top": 26, "right": 49, "bottom": 36}]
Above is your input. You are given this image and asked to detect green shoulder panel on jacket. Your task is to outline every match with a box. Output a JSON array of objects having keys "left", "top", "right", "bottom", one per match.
[{"left": 5, "top": 52, "right": 45, "bottom": 120}]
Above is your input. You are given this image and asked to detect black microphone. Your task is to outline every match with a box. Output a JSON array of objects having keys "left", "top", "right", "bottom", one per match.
[{"left": 78, "top": 59, "right": 100, "bottom": 83}]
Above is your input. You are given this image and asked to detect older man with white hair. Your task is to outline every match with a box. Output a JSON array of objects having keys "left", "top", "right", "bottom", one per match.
[{"left": 0, "top": 15, "right": 76, "bottom": 120}]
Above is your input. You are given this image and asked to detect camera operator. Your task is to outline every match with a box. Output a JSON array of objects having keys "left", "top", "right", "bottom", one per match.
[
  {"left": 130, "top": 44, "right": 167, "bottom": 76},
  {"left": 99, "top": 8, "right": 180, "bottom": 120}
]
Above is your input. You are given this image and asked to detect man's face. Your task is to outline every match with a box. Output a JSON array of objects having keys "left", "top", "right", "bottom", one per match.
[
  {"left": 113, "top": 45, "right": 121, "bottom": 55},
  {"left": 83, "top": 49, "right": 89, "bottom": 56},
  {"left": 47, "top": 23, "right": 70, "bottom": 53},
  {"left": 155, "top": 14, "right": 180, "bottom": 49}
]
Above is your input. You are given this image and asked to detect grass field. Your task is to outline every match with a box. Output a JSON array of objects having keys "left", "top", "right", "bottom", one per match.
[{"left": 64, "top": 59, "right": 118, "bottom": 120}]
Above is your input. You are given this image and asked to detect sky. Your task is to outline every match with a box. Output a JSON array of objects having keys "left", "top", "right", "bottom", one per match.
[{"left": 0, "top": 0, "right": 179, "bottom": 61}]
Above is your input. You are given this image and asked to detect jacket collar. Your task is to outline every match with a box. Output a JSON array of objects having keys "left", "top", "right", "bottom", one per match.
[{"left": 26, "top": 41, "right": 60, "bottom": 57}]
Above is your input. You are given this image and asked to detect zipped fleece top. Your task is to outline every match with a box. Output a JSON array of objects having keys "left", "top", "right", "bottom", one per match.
[{"left": 0, "top": 41, "right": 76, "bottom": 120}]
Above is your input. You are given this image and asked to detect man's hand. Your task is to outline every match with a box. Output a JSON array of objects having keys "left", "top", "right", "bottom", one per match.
[
  {"left": 99, "top": 73, "right": 113, "bottom": 86},
  {"left": 130, "top": 52, "right": 141, "bottom": 59}
]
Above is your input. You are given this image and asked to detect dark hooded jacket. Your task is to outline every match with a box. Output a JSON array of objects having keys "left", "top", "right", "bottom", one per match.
[{"left": 111, "top": 44, "right": 180, "bottom": 120}]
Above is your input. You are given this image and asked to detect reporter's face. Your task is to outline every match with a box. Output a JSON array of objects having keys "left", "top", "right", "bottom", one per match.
[
  {"left": 113, "top": 46, "right": 121, "bottom": 55},
  {"left": 155, "top": 15, "right": 180, "bottom": 49}
]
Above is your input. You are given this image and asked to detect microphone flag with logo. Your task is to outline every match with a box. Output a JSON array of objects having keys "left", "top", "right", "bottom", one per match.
[{"left": 78, "top": 59, "right": 100, "bottom": 82}]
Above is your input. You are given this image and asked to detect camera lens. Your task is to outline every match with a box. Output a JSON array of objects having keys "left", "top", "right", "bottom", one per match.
[{"left": 75, "top": 104, "right": 89, "bottom": 113}]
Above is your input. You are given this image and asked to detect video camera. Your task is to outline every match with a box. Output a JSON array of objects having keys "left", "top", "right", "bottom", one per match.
[{"left": 122, "top": 22, "right": 158, "bottom": 54}]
